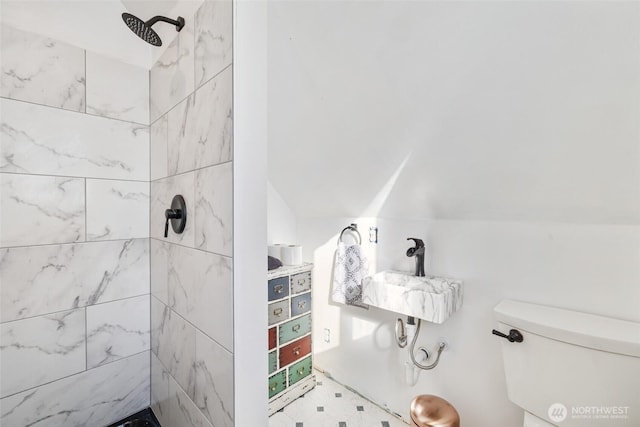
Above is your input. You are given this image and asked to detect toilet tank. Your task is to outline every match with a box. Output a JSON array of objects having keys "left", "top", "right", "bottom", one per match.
[{"left": 494, "top": 300, "right": 640, "bottom": 426}]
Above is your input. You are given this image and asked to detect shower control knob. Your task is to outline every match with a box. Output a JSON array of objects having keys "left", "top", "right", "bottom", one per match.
[
  {"left": 492, "top": 328, "right": 523, "bottom": 343},
  {"left": 163, "top": 195, "right": 187, "bottom": 238}
]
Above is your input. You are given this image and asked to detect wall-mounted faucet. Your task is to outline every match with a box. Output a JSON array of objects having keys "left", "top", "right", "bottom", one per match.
[{"left": 406, "top": 237, "right": 425, "bottom": 277}]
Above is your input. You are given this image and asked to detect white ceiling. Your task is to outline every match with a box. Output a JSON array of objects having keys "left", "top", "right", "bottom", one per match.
[
  {"left": 0, "top": 0, "right": 204, "bottom": 69},
  {"left": 268, "top": 1, "right": 640, "bottom": 224}
]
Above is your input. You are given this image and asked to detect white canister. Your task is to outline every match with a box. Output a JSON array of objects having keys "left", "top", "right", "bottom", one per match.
[
  {"left": 281, "top": 245, "right": 302, "bottom": 265},
  {"left": 268, "top": 244, "right": 285, "bottom": 259}
]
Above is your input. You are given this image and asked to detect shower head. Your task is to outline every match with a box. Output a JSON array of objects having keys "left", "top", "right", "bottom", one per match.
[{"left": 121, "top": 13, "right": 185, "bottom": 47}]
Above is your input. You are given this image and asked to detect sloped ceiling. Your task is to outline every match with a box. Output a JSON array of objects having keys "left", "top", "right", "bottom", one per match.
[
  {"left": 267, "top": 1, "right": 640, "bottom": 224},
  {"left": 0, "top": 0, "right": 203, "bottom": 69}
]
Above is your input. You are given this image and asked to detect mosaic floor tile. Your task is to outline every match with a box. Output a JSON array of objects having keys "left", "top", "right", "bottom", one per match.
[{"left": 269, "top": 369, "right": 407, "bottom": 427}]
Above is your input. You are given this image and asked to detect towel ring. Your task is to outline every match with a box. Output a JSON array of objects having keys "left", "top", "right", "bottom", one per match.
[{"left": 338, "top": 223, "right": 361, "bottom": 245}]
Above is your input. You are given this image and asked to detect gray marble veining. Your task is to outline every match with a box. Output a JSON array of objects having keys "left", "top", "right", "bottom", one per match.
[
  {"left": 195, "top": 0, "right": 233, "bottom": 88},
  {"left": 0, "top": 239, "right": 149, "bottom": 322},
  {"left": 163, "top": 243, "right": 233, "bottom": 351},
  {"left": 0, "top": 21, "right": 155, "bottom": 427},
  {"left": 0, "top": 173, "right": 85, "bottom": 247},
  {"left": 0, "top": 98, "right": 149, "bottom": 180},
  {"left": 0, "top": 351, "right": 150, "bottom": 427},
  {"left": 195, "top": 329, "right": 234, "bottom": 427},
  {"left": 169, "top": 376, "right": 214, "bottom": 427},
  {"left": 150, "top": 239, "right": 170, "bottom": 305},
  {"left": 86, "top": 179, "right": 150, "bottom": 241},
  {"left": 150, "top": 16, "right": 195, "bottom": 123},
  {"left": 150, "top": 114, "right": 169, "bottom": 181},
  {"left": 152, "top": 296, "right": 197, "bottom": 401},
  {"left": 86, "top": 51, "right": 149, "bottom": 125},
  {"left": 167, "top": 66, "right": 232, "bottom": 175},
  {"left": 0, "top": 308, "right": 86, "bottom": 398},
  {"left": 0, "top": 24, "right": 85, "bottom": 112},
  {"left": 86, "top": 295, "right": 150, "bottom": 368},
  {"left": 362, "top": 270, "right": 463, "bottom": 324},
  {"left": 195, "top": 162, "right": 233, "bottom": 256},
  {"left": 151, "top": 352, "right": 171, "bottom": 427}
]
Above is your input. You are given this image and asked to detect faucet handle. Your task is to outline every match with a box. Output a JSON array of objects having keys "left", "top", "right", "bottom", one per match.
[
  {"left": 406, "top": 238, "right": 425, "bottom": 256},
  {"left": 407, "top": 238, "right": 424, "bottom": 247}
]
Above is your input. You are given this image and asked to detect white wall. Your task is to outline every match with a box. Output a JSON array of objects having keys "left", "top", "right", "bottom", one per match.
[
  {"left": 234, "top": 0, "right": 269, "bottom": 425},
  {"left": 297, "top": 216, "right": 640, "bottom": 425},
  {"left": 267, "top": 1, "right": 640, "bottom": 426},
  {"left": 268, "top": 180, "right": 298, "bottom": 245},
  {"left": 268, "top": 1, "right": 640, "bottom": 224}
]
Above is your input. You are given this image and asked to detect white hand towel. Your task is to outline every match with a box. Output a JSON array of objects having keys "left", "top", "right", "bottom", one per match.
[{"left": 331, "top": 243, "right": 369, "bottom": 308}]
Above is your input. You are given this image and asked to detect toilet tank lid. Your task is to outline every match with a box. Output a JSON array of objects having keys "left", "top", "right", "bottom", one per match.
[{"left": 494, "top": 300, "right": 640, "bottom": 357}]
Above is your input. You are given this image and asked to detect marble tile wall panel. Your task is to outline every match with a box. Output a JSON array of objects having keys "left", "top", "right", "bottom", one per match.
[
  {"left": 0, "top": 238, "right": 149, "bottom": 322},
  {"left": 0, "top": 24, "right": 85, "bottom": 112},
  {"left": 151, "top": 239, "right": 170, "bottom": 305},
  {"left": 152, "top": 296, "right": 197, "bottom": 400},
  {"left": 151, "top": 114, "right": 169, "bottom": 181},
  {"left": 195, "top": 162, "right": 233, "bottom": 256},
  {"left": 0, "top": 351, "right": 150, "bottom": 427},
  {"left": 195, "top": 0, "right": 233, "bottom": 88},
  {"left": 195, "top": 329, "right": 234, "bottom": 427},
  {"left": 168, "top": 376, "right": 214, "bottom": 427},
  {"left": 0, "top": 98, "right": 149, "bottom": 180},
  {"left": 152, "top": 351, "right": 171, "bottom": 427},
  {"left": 150, "top": 16, "right": 195, "bottom": 123},
  {"left": 0, "top": 173, "right": 85, "bottom": 247},
  {"left": 86, "top": 295, "right": 150, "bottom": 369},
  {"left": 163, "top": 244, "right": 233, "bottom": 351},
  {"left": 0, "top": 308, "right": 85, "bottom": 398},
  {"left": 86, "top": 179, "right": 150, "bottom": 241},
  {"left": 150, "top": 295, "right": 165, "bottom": 357},
  {"left": 150, "top": 172, "right": 195, "bottom": 245},
  {"left": 86, "top": 51, "right": 149, "bottom": 125},
  {"left": 167, "top": 66, "right": 232, "bottom": 175}
]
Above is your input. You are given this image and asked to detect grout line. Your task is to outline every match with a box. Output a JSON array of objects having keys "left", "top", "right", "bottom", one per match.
[
  {"left": 148, "top": 62, "right": 232, "bottom": 128},
  {"left": 0, "top": 350, "right": 150, "bottom": 400},
  {"left": 148, "top": 54, "right": 153, "bottom": 406},
  {"left": 84, "top": 178, "right": 88, "bottom": 240},
  {"left": 198, "top": 63, "right": 233, "bottom": 93},
  {"left": 0, "top": 95, "right": 149, "bottom": 127},
  {"left": 0, "top": 171, "right": 148, "bottom": 184},
  {"left": 193, "top": 12, "right": 197, "bottom": 92},
  {"left": 165, "top": 114, "right": 169, "bottom": 181},
  {"left": 230, "top": 6, "right": 237, "bottom": 418},
  {"left": 148, "top": 237, "right": 232, "bottom": 260},
  {"left": 150, "top": 159, "right": 234, "bottom": 183},
  {"left": 147, "top": 50, "right": 153, "bottom": 402},
  {"left": 83, "top": 49, "right": 87, "bottom": 114},
  {"left": 0, "top": 236, "right": 147, "bottom": 250},
  {"left": 85, "top": 306, "right": 88, "bottom": 370},
  {"left": 0, "top": 294, "right": 151, "bottom": 325},
  {"left": 151, "top": 294, "right": 232, "bottom": 355}
]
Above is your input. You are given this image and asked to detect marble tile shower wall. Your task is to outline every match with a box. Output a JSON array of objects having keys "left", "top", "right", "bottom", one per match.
[
  {"left": 0, "top": 24, "right": 151, "bottom": 427},
  {"left": 149, "top": 2, "right": 234, "bottom": 427}
]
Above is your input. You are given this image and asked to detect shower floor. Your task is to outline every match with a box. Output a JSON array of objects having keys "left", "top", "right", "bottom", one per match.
[{"left": 269, "top": 369, "right": 408, "bottom": 427}]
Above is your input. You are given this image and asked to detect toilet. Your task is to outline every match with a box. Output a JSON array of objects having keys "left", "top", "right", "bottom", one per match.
[{"left": 494, "top": 300, "right": 640, "bottom": 426}]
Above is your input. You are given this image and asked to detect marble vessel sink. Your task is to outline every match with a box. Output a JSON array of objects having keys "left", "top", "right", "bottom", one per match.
[{"left": 362, "top": 270, "right": 463, "bottom": 323}]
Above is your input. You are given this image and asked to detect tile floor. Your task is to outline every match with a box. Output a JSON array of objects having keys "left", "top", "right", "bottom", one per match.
[{"left": 269, "top": 369, "right": 409, "bottom": 427}]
